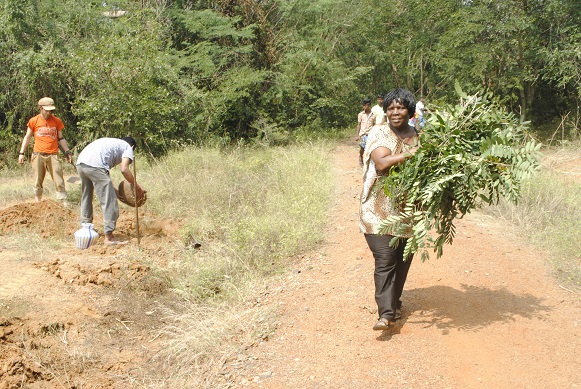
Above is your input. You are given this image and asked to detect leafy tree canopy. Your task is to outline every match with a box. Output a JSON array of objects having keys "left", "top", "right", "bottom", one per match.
[{"left": 0, "top": 0, "right": 578, "bottom": 165}]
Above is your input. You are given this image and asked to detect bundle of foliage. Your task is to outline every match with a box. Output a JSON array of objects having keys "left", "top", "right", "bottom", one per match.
[{"left": 379, "top": 87, "right": 542, "bottom": 261}]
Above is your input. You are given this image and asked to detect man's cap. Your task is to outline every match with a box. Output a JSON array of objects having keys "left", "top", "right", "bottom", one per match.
[{"left": 38, "top": 97, "right": 56, "bottom": 110}]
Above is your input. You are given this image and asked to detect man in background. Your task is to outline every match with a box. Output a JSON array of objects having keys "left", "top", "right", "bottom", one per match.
[
  {"left": 18, "top": 97, "right": 73, "bottom": 205},
  {"left": 371, "top": 94, "right": 386, "bottom": 125},
  {"left": 356, "top": 98, "right": 373, "bottom": 166},
  {"left": 415, "top": 97, "right": 428, "bottom": 129}
]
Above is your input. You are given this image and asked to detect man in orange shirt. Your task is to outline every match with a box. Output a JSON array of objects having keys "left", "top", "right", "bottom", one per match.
[{"left": 18, "top": 97, "right": 73, "bottom": 204}]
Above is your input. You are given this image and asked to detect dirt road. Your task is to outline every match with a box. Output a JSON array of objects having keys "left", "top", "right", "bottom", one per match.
[
  {"left": 0, "top": 139, "right": 579, "bottom": 388},
  {"left": 234, "top": 140, "right": 580, "bottom": 388}
]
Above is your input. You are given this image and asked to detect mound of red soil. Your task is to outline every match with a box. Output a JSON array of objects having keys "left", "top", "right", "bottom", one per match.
[{"left": 0, "top": 200, "right": 77, "bottom": 238}]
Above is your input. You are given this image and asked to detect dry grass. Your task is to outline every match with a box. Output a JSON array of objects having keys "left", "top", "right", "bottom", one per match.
[
  {"left": 0, "top": 164, "right": 81, "bottom": 208},
  {"left": 147, "top": 299, "right": 277, "bottom": 388},
  {"left": 141, "top": 143, "right": 334, "bottom": 278},
  {"left": 127, "top": 142, "right": 334, "bottom": 386},
  {"left": 484, "top": 141, "right": 581, "bottom": 290},
  {"left": 0, "top": 167, "right": 35, "bottom": 208}
]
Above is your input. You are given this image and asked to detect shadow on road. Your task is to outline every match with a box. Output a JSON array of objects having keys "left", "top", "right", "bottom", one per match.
[{"left": 403, "top": 284, "right": 551, "bottom": 331}]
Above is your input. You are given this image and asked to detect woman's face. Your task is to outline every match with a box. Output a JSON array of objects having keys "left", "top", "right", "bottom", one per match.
[{"left": 385, "top": 100, "right": 410, "bottom": 130}]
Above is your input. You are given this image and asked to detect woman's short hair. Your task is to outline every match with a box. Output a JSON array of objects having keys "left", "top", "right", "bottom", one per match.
[{"left": 383, "top": 88, "right": 416, "bottom": 117}]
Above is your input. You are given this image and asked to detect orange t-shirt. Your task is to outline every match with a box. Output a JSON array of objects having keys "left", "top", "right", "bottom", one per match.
[{"left": 27, "top": 114, "right": 65, "bottom": 154}]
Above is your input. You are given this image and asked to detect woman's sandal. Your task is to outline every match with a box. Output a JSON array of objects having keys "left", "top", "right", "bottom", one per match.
[{"left": 373, "top": 317, "right": 393, "bottom": 331}]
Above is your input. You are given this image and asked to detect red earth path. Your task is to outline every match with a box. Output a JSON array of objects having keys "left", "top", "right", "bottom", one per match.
[{"left": 231, "top": 139, "right": 580, "bottom": 388}]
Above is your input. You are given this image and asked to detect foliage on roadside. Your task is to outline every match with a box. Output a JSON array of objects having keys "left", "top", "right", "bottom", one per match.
[
  {"left": 379, "top": 86, "right": 542, "bottom": 261},
  {"left": 484, "top": 144, "right": 581, "bottom": 289},
  {"left": 1, "top": 0, "right": 579, "bottom": 168}
]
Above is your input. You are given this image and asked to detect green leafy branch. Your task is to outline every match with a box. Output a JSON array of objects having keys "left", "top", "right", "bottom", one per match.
[{"left": 379, "top": 86, "right": 542, "bottom": 261}]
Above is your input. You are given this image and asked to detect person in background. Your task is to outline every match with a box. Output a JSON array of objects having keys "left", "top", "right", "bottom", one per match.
[
  {"left": 18, "top": 97, "right": 73, "bottom": 205},
  {"left": 409, "top": 112, "right": 416, "bottom": 128},
  {"left": 371, "top": 94, "right": 386, "bottom": 125},
  {"left": 356, "top": 98, "right": 374, "bottom": 166},
  {"left": 415, "top": 97, "right": 427, "bottom": 129},
  {"left": 359, "top": 88, "right": 420, "bottom": 331},
  {"left": 76, "top": 137, "right": 146, "bottom": 245}
]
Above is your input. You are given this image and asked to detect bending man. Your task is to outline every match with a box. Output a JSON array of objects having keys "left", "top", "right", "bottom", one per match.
[{"left": 76, "top": 137, "right": 146, "bottom": 245}]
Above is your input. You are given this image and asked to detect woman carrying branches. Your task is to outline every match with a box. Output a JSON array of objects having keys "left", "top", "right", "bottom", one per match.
[{"left": 359, "top": 88, "right": 420, "bottom": 331}]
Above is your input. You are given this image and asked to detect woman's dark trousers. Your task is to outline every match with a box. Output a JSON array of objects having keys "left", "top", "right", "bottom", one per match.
[{"left": 365, "top": 234, "right": 414, "bottom": 321}]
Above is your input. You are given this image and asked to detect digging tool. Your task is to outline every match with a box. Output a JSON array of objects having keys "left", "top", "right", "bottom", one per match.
[
  {"left": 59, "top": 143, "right": 80, "bottom": 183},
  {"left": 132, "top": 155, "right": 141, "bottom": 246},
  {"left": 67, "top": 175, "right": 80, "bottom": 184}
]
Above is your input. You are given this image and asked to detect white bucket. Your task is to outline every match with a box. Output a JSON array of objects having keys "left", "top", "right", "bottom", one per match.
[{"left": 74, "top": 223, "right": 99, "bottom": 249}]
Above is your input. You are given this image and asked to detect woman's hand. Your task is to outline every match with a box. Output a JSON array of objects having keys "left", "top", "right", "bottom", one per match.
[
  {"left": 406, "top": 146, "right": 419, "bottom": 157},
  {"left": 402, "top": 136, "right": 419, "bottom": 147},
  {"left": 402, "top": 135, "right": 420, "bottom": 158}
]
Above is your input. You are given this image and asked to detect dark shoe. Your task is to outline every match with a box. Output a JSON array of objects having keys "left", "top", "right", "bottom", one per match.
[
  {"left": 395, "top": 308, "right": 402, "bottom": 320},
  {"left": 373, "top": 318, "right": 393, "bottom": 331}
]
